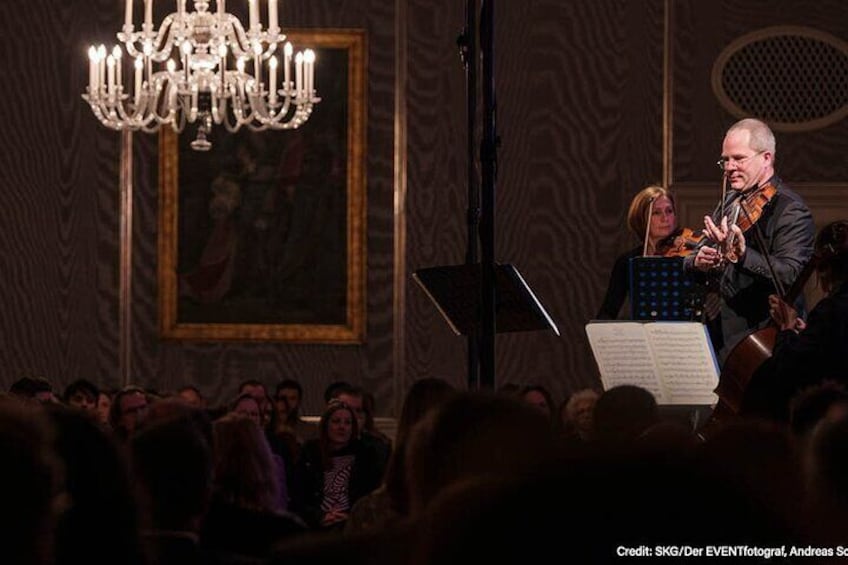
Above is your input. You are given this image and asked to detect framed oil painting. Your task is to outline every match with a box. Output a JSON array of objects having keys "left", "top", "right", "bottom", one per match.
[{"left": 159, "top": 29, "right": 366, "bottom": 343}]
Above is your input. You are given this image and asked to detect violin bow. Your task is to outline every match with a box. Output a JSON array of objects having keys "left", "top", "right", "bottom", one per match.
[
  {"left": 736, "top": 196, "right": 787, "bottom": 299},
  {"left": 642, "top": 196, "right": 656, "bottom": 256}
]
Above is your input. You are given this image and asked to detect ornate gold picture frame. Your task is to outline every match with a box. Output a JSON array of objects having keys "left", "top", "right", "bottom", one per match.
[{"left": 159, "top": 29, "right": 366, "bottom": 343}]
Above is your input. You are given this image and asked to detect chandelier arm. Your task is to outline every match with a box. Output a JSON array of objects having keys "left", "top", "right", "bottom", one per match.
[
  {"left": 261, "top": 43, "right": 279, "bottom": 61},
  {"left": 150, "top": 16, "right": 179, "bottom": 63},
  {"left": 113, "top": 93, "right": 138, "bottom": 124},
  {"left": 121, "top": 35, "right": 144, "bottom": 59},
  {"left": 227, "top": 17, "right": 253, "bottom": 57}
]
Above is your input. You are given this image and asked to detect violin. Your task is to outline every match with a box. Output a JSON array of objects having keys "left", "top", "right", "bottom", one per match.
[
  {"left": 722, "top": 182, "right": 778, "bottom": 263},
  {"left": 733, "top": 182, "right": 777, "bottom": 233},
  {"left": 656, "top": 227, "right": 708, "bottom": 258}
]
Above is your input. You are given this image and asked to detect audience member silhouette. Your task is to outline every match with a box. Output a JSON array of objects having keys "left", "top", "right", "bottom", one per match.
[
  {"left": 519, "top": 384, "right": 556, "bottom": 425},
  {"left": 9, "top": 376, "right": 57, "bottom": 404},
  {"left": 96, "top": 390, "right": 113, "bottom": 426},
  {"left": 62, "top": 379, "right": 100, "bottom": 415},
  {"left": 788, "top": 380, "right": 848, "bottom": 439},
  {"left": 592, "top": 385, "right": 660, "bottom": 450},
  {"left": 177, "top": 385, "right": 207, "bottom": 408},
  {"left": 45, "top": 404, "right": 146, "bottom": 565},
  {"left": 238, "top": 380, "right": 274, "bottom": 429},
  {"left": 345, "top": 377, "right": 456, "bottom": 534},
  {"left": 804, "top": 412, "right": 848, "bottom": 546},
  {"left": 0, "top": 397, "right": 62, "bottom": 565},
  {"left": 268, "top": 378, "right": 318, "bottom": 477},
  {"left": 323, "top": 380, "right": 352, "bottom": 404},
  {"left": 201, "top": 413, "right": 305, "bottom": 559},
  {"left": 273, "top": 378, "right": 319, "bottom": 445},
  {"left": 404, "top": 391, "right": 555, "bottom": 517},
  {"left": 110, "top": 386, "right": 149, "bottom": 442},
  {"left": 558, "top": 388, "right": 599, "bottom": 445},
  {"left": 129, "top": 405, "right": 214, "bottom": 565}
]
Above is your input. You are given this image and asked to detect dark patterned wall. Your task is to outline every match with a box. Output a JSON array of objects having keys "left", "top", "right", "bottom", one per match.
[
  {"left": 404, "top": 0, "right": 665, "bottom": 404},
  {"left": 3, "top": 0, "right": 847, "bottom": 415}
]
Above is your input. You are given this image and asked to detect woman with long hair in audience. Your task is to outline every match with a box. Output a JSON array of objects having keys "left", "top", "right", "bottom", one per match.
[
  {"left": 201, "top": 412, "right": 305, "bottom": 558},
  {"left": 291, "top": 399, "right": 382, "bottom": 530}
]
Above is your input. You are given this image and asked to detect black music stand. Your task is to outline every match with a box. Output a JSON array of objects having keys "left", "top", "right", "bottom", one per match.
[
  {"left": 629, "top": 256, "right": 705, "bottom": 321},
  {"left": 413, "top": 263, "right": 559, "bottom": 336}
]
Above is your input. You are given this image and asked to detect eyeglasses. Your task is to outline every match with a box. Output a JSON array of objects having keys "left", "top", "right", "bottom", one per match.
[{"left": 716, "top": 151, "right": 765, "bottom": 170}]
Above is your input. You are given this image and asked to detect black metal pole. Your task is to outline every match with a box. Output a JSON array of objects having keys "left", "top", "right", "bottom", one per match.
[
  {"left": 459, "top": 0, "right": 481, "bottom": 390},
  {"left": 479, "top": 0, "right": 497, "bottom": 389}
]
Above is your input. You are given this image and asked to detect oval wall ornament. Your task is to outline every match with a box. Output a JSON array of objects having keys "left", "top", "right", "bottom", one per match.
[{"left": 712, "top": 26, "right": 848, "bottom": 132}]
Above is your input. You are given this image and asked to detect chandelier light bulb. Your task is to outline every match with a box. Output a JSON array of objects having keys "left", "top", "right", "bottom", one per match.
[{"left": 82, "top": 0, "right": 320, "bottom": 149}]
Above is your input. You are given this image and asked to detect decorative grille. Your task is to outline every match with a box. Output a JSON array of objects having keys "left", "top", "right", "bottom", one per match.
[{"left": 712, "top": 27, "right": 848, "bottom": 131}]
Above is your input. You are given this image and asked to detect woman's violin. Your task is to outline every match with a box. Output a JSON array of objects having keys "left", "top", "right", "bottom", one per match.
[{"left": 656, "top": 227, "right": 708, "bottom": 258}]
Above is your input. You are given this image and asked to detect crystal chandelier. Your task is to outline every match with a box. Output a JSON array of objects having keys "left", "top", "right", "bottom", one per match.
[{"left": 83, "top": 0, "right": 319, "bottom": 150}]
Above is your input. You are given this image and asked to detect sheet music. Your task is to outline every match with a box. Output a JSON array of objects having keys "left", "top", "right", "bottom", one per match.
[
  {"left": 584, "top": 322, "right": 665, "bottom": 401},
  {"left": 585, "top": 321, "right": 719, "bottom": 405},
  {"left": 644, "top": 323, "right": 719, "bottom": 405}
]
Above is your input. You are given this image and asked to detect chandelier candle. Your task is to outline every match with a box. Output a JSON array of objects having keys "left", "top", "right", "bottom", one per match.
[{"left": 84, "top": 0, "right": 319, "bottom": 150}]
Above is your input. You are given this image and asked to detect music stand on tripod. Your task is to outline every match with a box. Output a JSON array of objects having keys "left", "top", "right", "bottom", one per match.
[{"left": 413, "top": 263, "right": 559, "bottom": 337}]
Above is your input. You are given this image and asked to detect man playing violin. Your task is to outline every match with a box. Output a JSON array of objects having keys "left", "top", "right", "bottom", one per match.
[{"left": 687, "top": 118, "right": 815, "bottom": 362}]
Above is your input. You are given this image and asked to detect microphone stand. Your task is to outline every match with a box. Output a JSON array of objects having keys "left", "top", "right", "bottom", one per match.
[
  {"left": 458, "top": 0, "right": 480, "bottom": 390},
  {"left": 479, "top": 0, "right": 497, "bottom": 389}
]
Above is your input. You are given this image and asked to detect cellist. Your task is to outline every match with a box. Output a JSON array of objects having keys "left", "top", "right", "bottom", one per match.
[
  {"left": 741, "top": 220, "right": 848, "bottom": 422},
  {"left": 686, "top": 118, "right": 815, "bottom": 363}
]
